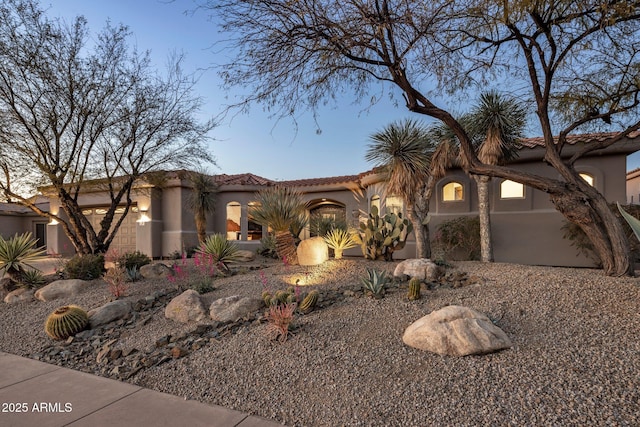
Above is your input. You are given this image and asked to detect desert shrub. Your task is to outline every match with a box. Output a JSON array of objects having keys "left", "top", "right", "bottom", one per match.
[
  {"left": 0, "top": 232, "right": 47, "bottom": 283},
  {"left": 361, "top": 268, "right": 389, "bottom": 299},
  {"left": 562, "top": 203, "right": 640, "bottom": 266},
  {"left": 117, "top": 250, "right": 151, "bottom": 270},
  {"left": 257, "top": 234, "right": 278, "bottom": 259},
  {"left": 265, "top": 303, "right": 296, "bottom": 342},
  {"left": 197, "top": 234, "right": 240, "bottom": 269},
  {"left": 64, "top": 254, "right": 105, "bottom": 280},
  {"left": 104, "top": 266, "right": 128, "bottom": 298},
  {"left": 309, "top": 211, "right": 347, "bottom": 237},
  {"left": 432, "top": 216, "right": 480, "bottom": 261},
  {"left": 323, "top": 228, "right": 359, "bottom": 259}
]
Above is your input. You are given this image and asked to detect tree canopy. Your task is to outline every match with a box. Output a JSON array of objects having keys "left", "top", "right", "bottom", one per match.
[
  {"left": 203, "top": 0, "right": 640, "bottom": 276},
  {"left": 0, "top": 0, "right": 214, "bottom": 254}
]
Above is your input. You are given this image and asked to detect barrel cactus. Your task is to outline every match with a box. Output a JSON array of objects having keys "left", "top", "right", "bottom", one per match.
[
  {"left": 44, "top": 305, "right": 89, "bottom": 340},
  {"left": 408, "top": 278, "right": 421, "bottom": 301},
  {"left": 298, "top": 290, "right": 319, "bottom": 314}
]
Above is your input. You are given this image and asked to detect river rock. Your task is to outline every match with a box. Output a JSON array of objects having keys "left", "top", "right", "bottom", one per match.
[
  {"left": 209, "top": 295, "right": 264, "bottom": 322},
  {"left": 34, "top": 279, "right": 90, "bottom": 302},
  {"left": 140, "top": 263, "right": 173, "bottom": 279},
  {"left": 394, "top": 258, "right": 443, "bottom": 281},
  {"left": 235, "top": 250, "right": 256, "bottom": 262},
  {"left": 165, "top": 289, "right": 208, "bottom": 323},
  {"left": 297, "top": 237, "right": 328, "bottom": 266},
  {"left": 88, "top": 300, "right": 133, "bottom": 328},
  {"left": 4, "top": 287, "right": 35, "bottom": 304},
  {"left": 402, "top": 305, "right": 512, "bottom": 356}
]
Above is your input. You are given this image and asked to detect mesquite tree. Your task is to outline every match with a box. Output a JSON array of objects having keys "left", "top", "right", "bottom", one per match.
[
  {"left": 0, "top": 0, "right": 214, "bottom": 254},
  {"left": 202, "top": 0, "right": 640, "bottom": 276}
]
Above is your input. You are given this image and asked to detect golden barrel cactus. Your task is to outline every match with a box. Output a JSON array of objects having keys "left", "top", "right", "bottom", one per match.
[{"left": 44, "top": 305, "right": 89, "bottom": 340}]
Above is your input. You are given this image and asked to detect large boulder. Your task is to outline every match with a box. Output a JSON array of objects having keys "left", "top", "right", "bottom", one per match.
[
  {"left": 297, "top": 237, "right": 328, "bottom": 266},
  {"left": 210, "top": 295, "right": 264, "bottom": 322},
  {"left": 140, "top": 263, "right": 173, "bottom": 279},
  {"left": 165, "top": 289, "right": 208, "bottom": 323},
  {"left": 235, "top": 250, "right": 256, "bottom": 262},
  {"left": 402, "top": 305, "right": 512, "bottom": 357},
  {"left": 34, "top": 279, "right": 90, "bottom": 302},
  {"left": 4, "top": 287, "right": 35, "bottom": 304},
  {"left": 88, "top": 300, "right": 133, "bottom": 328},
  {"left": 394, "top": 258, "right": 443, "bottom": 282}
]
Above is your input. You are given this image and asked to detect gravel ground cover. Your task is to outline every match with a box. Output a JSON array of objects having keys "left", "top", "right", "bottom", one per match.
[{"left": 1, "top": 258, "right": 639, "bottom": 426}]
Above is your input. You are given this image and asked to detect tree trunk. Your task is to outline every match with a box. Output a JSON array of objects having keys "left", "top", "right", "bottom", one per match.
[
  {"left": 195, "top": 209, "right": 207, "bottom": 245},
  {"left": 474, "top": 175, "right": 494, "bottom": 262},
  {"left": 275, "top": 230, "right": 299, "bottom": 265},
  {"left": 406, "top": 205, "right": 430, "bottom": 259},
  {"left": 550, "top": 188, "right": 633, "bottom": 276}
]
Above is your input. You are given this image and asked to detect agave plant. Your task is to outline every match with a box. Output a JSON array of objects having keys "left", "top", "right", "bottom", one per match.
[
  {"left": 323, "top": 229, "right": 359, "bottom": 259},
  {"left": 249, "top": 186, "right": 306, "bottom": 265},
  {"left": 361, "top": 268, "right": 390, "bottom": 299},
  {"left": 617, "top": 203, "right": 640, "bottom": 241},
  {"left": 0, "top": 232, "right": 47, "bottom": 283},
  {"left": 197, "top": 233, "right": 241, "bottom": 269}
]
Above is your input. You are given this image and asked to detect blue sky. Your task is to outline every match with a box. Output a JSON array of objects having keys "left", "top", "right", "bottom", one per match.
[{"left": 46, "top": 0, "right": 640, "bottom": 177}]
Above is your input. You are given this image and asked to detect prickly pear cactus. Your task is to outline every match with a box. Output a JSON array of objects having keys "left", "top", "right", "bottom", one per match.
[
  {"left": 408, "top": 278, "right": 421, "bottom": 301},
  {"left": 358, "top": 205, "right": 414, "bottom": 261},
  {"left": 44, "top": 305, "right": 89, "bottom": 340},
  {"left": 298, "top": 290, "right": 319, "bottom": 314}
]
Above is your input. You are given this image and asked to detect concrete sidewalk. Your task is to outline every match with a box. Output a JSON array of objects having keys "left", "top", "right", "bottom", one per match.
[{"left": 0, "top": 352, "right": 283, "bottom": 427}]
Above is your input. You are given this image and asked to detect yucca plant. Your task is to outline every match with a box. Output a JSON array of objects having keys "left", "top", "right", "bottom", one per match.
[
  {"left": 323, "top": 229, "right": 359, "bottom": 259},
  {"left": 0, "top": 232, "right": 47, "bottom": 284},
  {"left": 20, "top": 269, "right": 46, "bottom": 288},
  {"left": 249, "top": 186, "right": 306, "bottom": 265},
  {"left": 197, "top": 233, "right": 241, "bottom": 269},
  {"left": 361, "top": 268, "right": 390, "bottom": 299}
]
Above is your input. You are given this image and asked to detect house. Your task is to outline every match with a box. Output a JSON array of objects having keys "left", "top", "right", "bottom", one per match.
[{"left": 3, "top": 132, "right": 639, "bottom": 267}]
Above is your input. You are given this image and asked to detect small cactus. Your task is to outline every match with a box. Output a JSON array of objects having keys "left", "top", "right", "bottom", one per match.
[
  {"left": 275, "top": 290, "right": 289, "bottom": 304},
  {"left": 261, "top": 291, "right": 272, "bottom": 306},
  {"left": 298, "top": 290, "right": 319, "bottom": 314},
  {"left": 286, "top": 293, "right": 297, "bottom": 304},
  {"left": 44, "top": 305, "right": 89, "bottom": 340},
  {"left": 408, "top": 278, "right": 421, "bottom": 301}
]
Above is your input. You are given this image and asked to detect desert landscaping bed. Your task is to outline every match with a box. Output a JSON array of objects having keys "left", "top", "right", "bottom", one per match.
[{"left": 1, "top": 258, "right": 640, "bottom": 426}]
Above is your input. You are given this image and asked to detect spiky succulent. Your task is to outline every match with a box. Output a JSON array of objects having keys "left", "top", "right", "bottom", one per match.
[
  {"left": 0, "top": 232, "right": 47, "bottom": 283},
  {"left": 298, "top": 290, "right": 319, "bottom": 314},
  {"left": 361, "top": 268, "right": 389, "bottom": 299},
  {"left": 196, "top": 234, "right": 240, "bottom": 269},
  {"left": 323, "top": 229, "right": 359, "bottom": 259}
]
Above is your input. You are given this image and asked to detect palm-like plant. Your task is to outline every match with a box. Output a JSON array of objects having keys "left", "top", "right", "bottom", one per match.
[
  {"left": 467, "top": 91, "right": 527, "bottom": 262},
  {"left": 249, "top": 186, "right": 306, "bottom": 265},
  {"left": 186, "top": 172, "right": 218, "bottom": 245},
  {"left": 366, "top": 119, "right": 438, "bottom": 258},
  {"left": 323, "top": 228, "right": 359, "bottom": 259},
  {"left": 0, "top": 232, "right": 47, "bottom": 284}
]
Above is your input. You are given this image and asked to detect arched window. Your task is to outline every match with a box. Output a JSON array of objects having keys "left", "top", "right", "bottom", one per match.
[
  {"left": 500, "top": 180, "right": 525, "bottom": 199},
  {"left": 443, "top": 182, "right": 464, "bottom": 201},
  {"left": 226, "top": 202, "right": 241, "bottom": 240},
  {"left": 385, "top": 195, "right": 403, "bottom": 214},
  {"left": 579, "top": 173, "right": 594, "bottom": 186}
]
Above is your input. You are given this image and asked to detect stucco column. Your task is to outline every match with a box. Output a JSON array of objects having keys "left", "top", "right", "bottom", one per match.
[{"left": 240, "top": 204, "right": 248, "bottom": 241}]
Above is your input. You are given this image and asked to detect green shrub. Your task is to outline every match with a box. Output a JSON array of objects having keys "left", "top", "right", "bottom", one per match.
[
  {"left": 117, "top": 250, "right": 151, "bottom": 270},
  {"left": 64, "top": 254, "right": 105, "bottom": 280},
  {"left": 190, "top": 278, "right": 215, "bottom": 294},
  {"left": 432, "top": 216, "right": 480, "bottom": 261},
  {"left": 257, "top": 234, "right": 278, "bottom": 259}
]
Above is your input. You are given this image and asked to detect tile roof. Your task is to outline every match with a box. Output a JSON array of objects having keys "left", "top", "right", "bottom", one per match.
[
  {"left": 519, "top": 131, "right": 640, "bottom": 148},
  {"left": 278, "top": 174, "right": 361, "bottom": 187},
  {"left": 214, "top": 173, "right": 273, "bottom": 186}
]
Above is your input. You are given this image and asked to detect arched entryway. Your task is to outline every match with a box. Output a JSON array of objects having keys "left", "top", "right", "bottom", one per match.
[{"left": 307, "top": 199, "right": 347, "bottom": 237}]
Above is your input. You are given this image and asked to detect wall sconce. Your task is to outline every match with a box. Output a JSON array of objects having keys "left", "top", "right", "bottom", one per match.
[
  {"left": 48, "top": 218, "right": 59, "bottom": 225},
  {"left": 137, "top": 208, "right": 150, "bottom": 225}
]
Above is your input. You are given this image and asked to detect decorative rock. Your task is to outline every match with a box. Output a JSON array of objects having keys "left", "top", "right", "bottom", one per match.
[
  {"left": 402, "top": 305, "right": 512, "bottom": 357},
  {"left": 34, "top": 279, "right": 90, "bottom": 302},
  {"left": 297, "top": 236, "right": 328, "bottom": 266},
  {"left": 171, "top": 346, "right": 188, "bottom": 359},
  {"left": 88, "top": 300, "right": 133, "bottom": 329},
  {"left": 209, "top": 295, "right": 264, "bottom": 322},
  {"left": 4, "top": 287, "right": 35, "bottom": 304},
  {"left": 394, "top": 258, "right": 444, "bottom": 282},
  {"left": 164, "top": 290, "right": 208, "bottom": 323},
  {"left": 235, "top": 250, "right": 256, "bottom": 262},
  {"left": 140, "top": 263, "right": 173, "bottom": 279}
]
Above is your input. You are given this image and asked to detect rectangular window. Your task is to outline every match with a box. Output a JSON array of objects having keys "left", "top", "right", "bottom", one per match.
[{"left": 500, "top": 180, "right": 525, "bottom": 199}]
